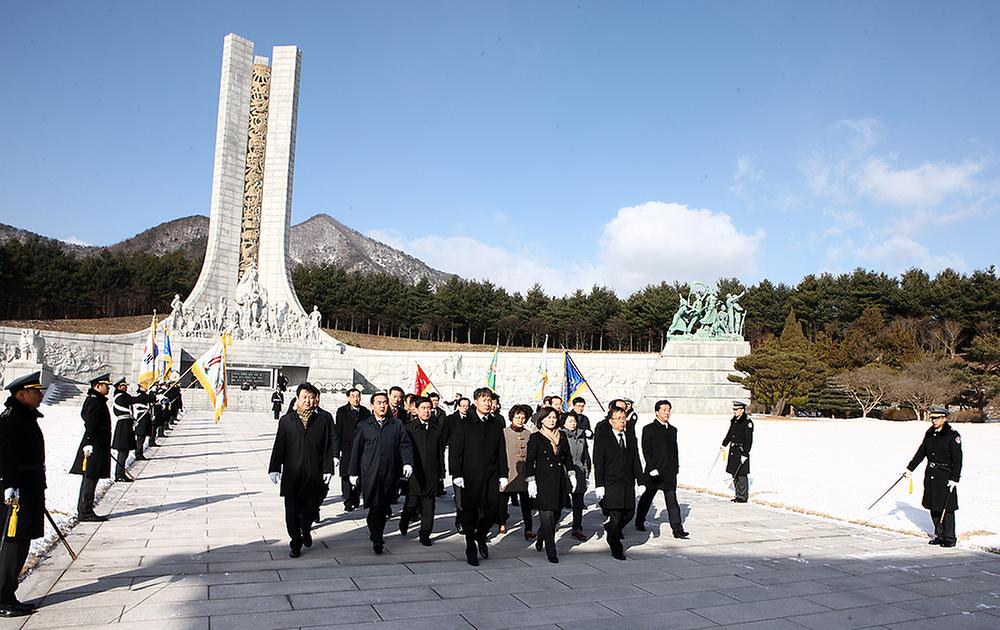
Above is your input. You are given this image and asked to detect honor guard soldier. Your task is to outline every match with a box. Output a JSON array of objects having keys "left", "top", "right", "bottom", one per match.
[
  {"left": 111, "top": 378, "right": 152, "bottom": 481},
  {"left": 0, "top": 372, "right": 47, "bottom": 617},
  {"left": 70, "top": 374, "right": 114, "bottom": 521},
  {"left": 903, "top": 406, "right": 963, "bottom": 547},
  {"left": 722, "top": 401, "right": 753, "bottom": 503}
]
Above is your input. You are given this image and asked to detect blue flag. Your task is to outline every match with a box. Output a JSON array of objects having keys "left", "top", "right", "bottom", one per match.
[{"left": 563, "top": 352, "right": 587, "bottom": 411}]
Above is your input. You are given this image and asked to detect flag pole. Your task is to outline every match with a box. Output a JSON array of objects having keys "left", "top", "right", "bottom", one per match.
[{"left": 566, "top": 350, "right": 607, "bottom": 413}]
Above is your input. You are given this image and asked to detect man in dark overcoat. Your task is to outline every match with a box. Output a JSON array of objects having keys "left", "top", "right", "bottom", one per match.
[
  {"left": 69, "top": 374, "right": 114, "bottom": 521},
  {"left": 636, "top": 399, "right": 688, "bottom": 538},
  {"left": 593, "top": 407, "right": 645, "bottom": 560},
  {"left": 0, "top": 372, "right": 47, "bottom": 617},
  {"left": 449, "top": 387, "right": 508, "bottom": 566},
  {"left": 335, "top": 388, "right": 371, "bottom": 511},
  {"left": 268, "top": 382, "right": 337, "bottom": 557},
  {"left": 721, "top": 400, "right": 753, "bottom": 503},
  {"left": 904, "top": 406, "right": 963, "bottom": 547},
  {"left": 348, "top": 392, "right": 413, "bottom": 554},
  {"left": 401, "top": 397, "right": 445, "bottom": 545}
]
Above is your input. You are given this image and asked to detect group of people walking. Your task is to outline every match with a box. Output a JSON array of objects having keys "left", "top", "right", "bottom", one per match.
[{"left": 0, "top": 369, "right": 966, "bottom": 618}]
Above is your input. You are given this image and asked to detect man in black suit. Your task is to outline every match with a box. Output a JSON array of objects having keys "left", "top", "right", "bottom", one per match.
[
  {"left": 335, "top": 388, "right": 370, "bottom": 511},
  {"left": 593, "top": 407, "right": 645, "bottom": 560},
  {"left": 449, "top": 387, "right": 508, "bottom": 566},
  {"left": 636, "top": 400, "right": 688, "bottom": 538},
  {"left": 348, "top": 392, "right": 414, "bottom": 554},
  {"left": 401, "top": 397, "right": 445, "bottom": 545}
]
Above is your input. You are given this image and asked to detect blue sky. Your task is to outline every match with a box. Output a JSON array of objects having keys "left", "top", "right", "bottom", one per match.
[{"left": 2, "top": 1, "right": 998, "bottom": 295}]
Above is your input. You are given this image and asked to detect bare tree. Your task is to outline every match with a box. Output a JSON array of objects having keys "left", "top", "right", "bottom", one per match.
[
  {"left": 888, "top": 355, "right": 962, "bottom": 421},
  {"left": 926, "top": 319, "right": 964, "bottom": 358},
  {"left": 831, "top": 364, "right": 896, "bottom": 417}
]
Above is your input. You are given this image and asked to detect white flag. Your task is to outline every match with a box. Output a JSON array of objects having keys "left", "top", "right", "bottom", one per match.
[
  {"left": 535, "top": 335, "right": 549, "bottom": 400},
  {"left": 191, "top": 333, "right": 231, "bottom": 422}
]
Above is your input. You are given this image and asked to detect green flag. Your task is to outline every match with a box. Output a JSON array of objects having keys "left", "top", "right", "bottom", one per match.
[{"left": 486, "top": 344, "right": 499, "bottom": 390}]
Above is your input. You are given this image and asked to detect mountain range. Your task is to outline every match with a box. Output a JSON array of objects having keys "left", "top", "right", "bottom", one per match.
[{"left": 0, "top": 214, "right": 455, "bottom": 286}]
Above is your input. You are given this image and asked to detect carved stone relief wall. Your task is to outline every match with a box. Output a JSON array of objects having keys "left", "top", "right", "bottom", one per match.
[{"left": 239, "top": 63, "right": 271, "bottom": 278}]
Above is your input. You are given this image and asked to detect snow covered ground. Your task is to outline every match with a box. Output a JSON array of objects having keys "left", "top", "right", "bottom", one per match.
[
  {"left": 665, "top": 412, "right": 1000, "bottom": 552},
  {"left": 20, "top": 403, "right": 1000, "bottom": 577}
]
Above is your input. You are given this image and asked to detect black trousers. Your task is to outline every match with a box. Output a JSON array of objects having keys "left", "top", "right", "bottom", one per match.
[
  {"left": 537, "top": 509, "right": 560, "bottom": 560},
  {"left": 462, "top": 507, "right": 494, "bottom": 552},
  {"left": 570, "top": 493, "right": 585, "bottom": 530},
  {"left": 501, "top": 492, "right": 533, "bottom": 531},
  {"left": 403, "top": 493, "right": 436, "bottom": 540},
  {"left": 733, "top": 475, "right": 749, "bottom": 501},
  {"left": 77, "top": 477, "right": 98, "bottom": 515},
  {"left": 930, "top": 510, "right": 957, "bottom": 544},
  {"left": 115, "top": 449, "right": 131, "bottom": 479},
  {"left": 284, "top": 495, "right": 321, "bottom": 548},
  {"left": 453, "top": 486, "right": 463, "bottom": 529},
  {"left": 604, "top": 507, "right": 634, "bottom": 556},
  {"left": 341, "top": 476, "right": 360, "bottom": 509},
  {"left": 366, "top": 504, "right": 392, "bottom": 544},
  {"left": 0, "top": 532, "right": 30, "bottom": 605},
  {"left": 636, "top": 487, "right": 683, "bottom": 533}
]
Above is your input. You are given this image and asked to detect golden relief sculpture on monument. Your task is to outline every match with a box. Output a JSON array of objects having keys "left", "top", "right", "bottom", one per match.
[{"left": 239, "top": 63, "right": 271, "bottom": 278}]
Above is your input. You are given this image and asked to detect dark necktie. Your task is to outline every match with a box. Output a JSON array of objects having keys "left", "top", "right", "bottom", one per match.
[{"left": 618, "top": 434, "right": 625, "bottom": 450}]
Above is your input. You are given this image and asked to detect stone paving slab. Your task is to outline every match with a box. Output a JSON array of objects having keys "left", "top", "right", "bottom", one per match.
[{"left": 4, "top": 411, "right": 999, "bottom": 630}]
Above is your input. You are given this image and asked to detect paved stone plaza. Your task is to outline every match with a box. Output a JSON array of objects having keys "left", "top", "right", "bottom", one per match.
[{"left": 5, "top": 412, "right": 1000, "bottom": 630}]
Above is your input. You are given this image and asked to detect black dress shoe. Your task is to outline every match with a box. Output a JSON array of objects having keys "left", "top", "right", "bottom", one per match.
[
  {"left": 535, "top": 540, "right": 543, "bottom": 552},
  {"left": 289, "top": 547, "right": 301, "bottom": 558},
  {"left": 344, "top": 504, "right": 356, "bottom": 512},
  {"left": 134, "top": 454, "right": 148, "bottom": 461},
  {"left": 302, "top": 530, "right": 313, "bottom": 548},
  {"left": 635, "top": 523, "right": 647, "bottom": 532},
  {"left": 673, "top": 531, "right": 690, "bottom": 539},
  {"left": 547, "top": 555, "right": 559, "bottom": 564},
  {"left": 941, "top": 540, "right": 957, "bottom": 548},
  {"left": 399, "top": 518, "right": 410, "bottom": 536},
  {"left": 0, "top": 605, "right": 30, "bottom": 618},
  {"left": 373, "top": 543, "right": 384, "bottom": 555},
  {"left": 612, "top": 550, "right": 627, "bottom": 561},
  {"left": 466, "top": 550, "right": 479, "bottom": 566},
  {"left": 420, "top": 537, "right": 432, "bottom": 547},
  {"left": 477, "top": 539, "right": 489, "bottom": 559},
  {"left": 78, "top": 513, "right": 108, "bottom": 522},
  {"left": 928, "top": 537, "right": 943, "bottom": 545}
]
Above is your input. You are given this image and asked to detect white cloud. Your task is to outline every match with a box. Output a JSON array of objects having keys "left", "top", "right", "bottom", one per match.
[
  {"left": 834, "top": 118, "right": 883, "bottom": 154},
  {"left": 731, "top": 155, "right": 765, "bottom": 203},
  {"left": 366, "top": 201, "right": 764, "bottom": 296},
  {"left": 598, "top": 202, "right": 764, "bottom": 292},
  {"left": 857, "top": 158, "right": 983, "bottom": 208},
  {"left": 826, "top": 235, "right": 967, "bottom": 276},
  {"left": 61, "top": 236, "right": 92, "bottom": 246}
]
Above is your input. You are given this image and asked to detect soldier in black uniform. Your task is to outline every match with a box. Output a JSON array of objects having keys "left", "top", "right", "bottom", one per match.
[
  {"left": 133, "top": 385, "right": 155, "bottom": 455},
  {"left": 111, "top": 378, "right": 152, "bottom": 482},
  {"left": 271, "top": 389, "right": 284, "bottom": 420},
  {"left": 69, "top": 374, "right": 114, "bottom": 521},
  {"left": 722, "top": 400, "right": 753, "bottom": 503},
  {"left": 0, "top": 372, "right": 47, "bottom": 617},
  {"left": 904, "top": 406, "right": 963, "bottom": 547}
]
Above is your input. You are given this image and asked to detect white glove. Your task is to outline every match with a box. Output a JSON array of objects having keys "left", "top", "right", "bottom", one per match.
[
  {"left": 499, "top": 477, "right": 508, "bottom": 491},
  {"left": 637, "top": 484, "right": 647, "bottom": 493},
  {"left": 948, "top": 480, "right": 959, "bottom": 490},
  {"left": 269, "top": 472, "right": 280, "bottom": 484},
  {"left": 584, "top": 429, "right": 593, "bottom": 438},
  {"left": 568, "top": 474, "right": 577, "bottom": 493},
  {"left": 527, "top": 479, "right": 537, "bottom": 498},
  {"left": 323, "top": 473, "right": 332, "bottom": 484},
  {"left": 741, "top": 455, "right": 748, "bottom": 463},
  {"left": 349, "top": 475, "right": 359, "bottom": 487},
  {"left": 333, "top": 457, "right": 340, "bottom": 470},
  {"left": 649, "top": 469, "right": 660, "bottom": 478},
  {"left": 3, "top": 488, "right": 18, "bottom": 504},
  {"left": 402, "top": 464, "right": 413, "bottom": 479},
  {"left": 83, "top": 445, "right": 94, "bottom": 457},
  {"left": 902, "top": 469, "right": 912, "bottom": 479},
  {"left": 453, "top": 477, "right": 465, "bottom": 488},
  {"left": 594, "top": 486, "right": 605, "bottom": 499}
]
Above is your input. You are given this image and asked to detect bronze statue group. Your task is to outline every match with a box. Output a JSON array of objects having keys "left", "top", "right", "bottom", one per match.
[{"left": 0, "top": 370, "right": 964, "bottom": 617}]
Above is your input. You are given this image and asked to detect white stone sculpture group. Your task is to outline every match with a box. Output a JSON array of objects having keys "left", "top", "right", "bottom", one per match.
[{"left": 167, "top": 263, "right": 323, "bottom": 343}]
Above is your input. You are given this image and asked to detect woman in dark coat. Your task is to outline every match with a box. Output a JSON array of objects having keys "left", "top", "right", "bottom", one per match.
[
  {"left": 561, "top": 412, "right": 591, "bottom": 541},
  {"left": 268, "top": 383, "right": 337, "bottom": 557},
  {"left": 69, "top": 374, "right": 114, "bottom": 521},
  {"left": 904, "top": 407, "right": 963, "bottom": 547},
  {"left": 525, "top": 406, "right": 572, "bottom": 563}
]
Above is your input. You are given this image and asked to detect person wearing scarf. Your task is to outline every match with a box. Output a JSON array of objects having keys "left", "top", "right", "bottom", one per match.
[{"left": 525, "top": 406, "right": 573, "bottom": 563}]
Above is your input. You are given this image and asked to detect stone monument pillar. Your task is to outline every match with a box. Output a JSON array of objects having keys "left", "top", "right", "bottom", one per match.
[{"left": 183, "top": 34, "right": 308, "bottom": 328}]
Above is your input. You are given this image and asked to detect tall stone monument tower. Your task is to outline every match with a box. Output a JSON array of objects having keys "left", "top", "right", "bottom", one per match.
[{"left": 183, "top": 33, "right": 307, "bottom": 323}]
